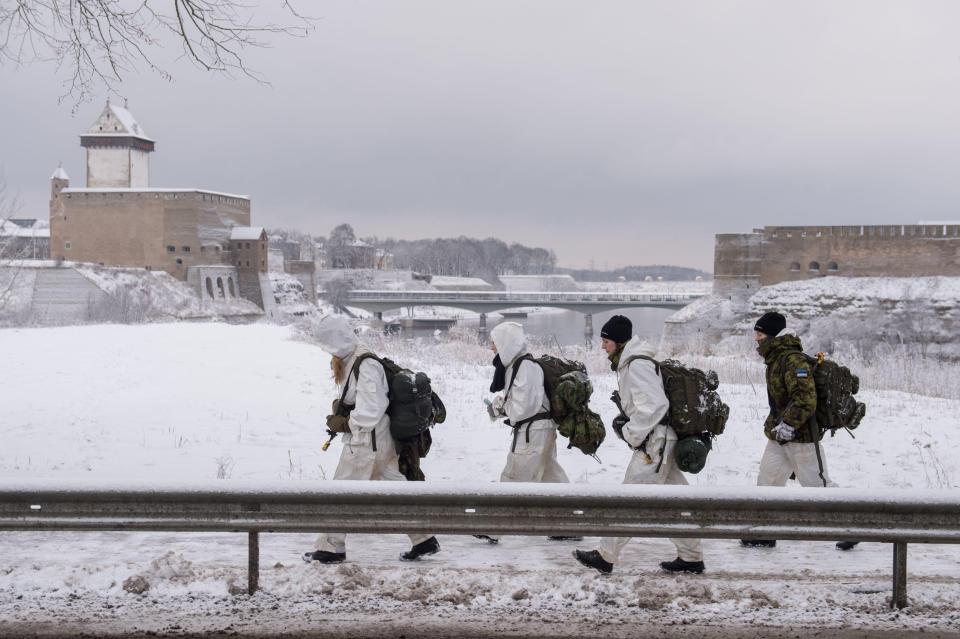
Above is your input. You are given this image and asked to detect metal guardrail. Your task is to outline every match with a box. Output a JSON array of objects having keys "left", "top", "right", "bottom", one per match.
[{"left": 2, "top": 480, "right": 957, "bottom": 608}]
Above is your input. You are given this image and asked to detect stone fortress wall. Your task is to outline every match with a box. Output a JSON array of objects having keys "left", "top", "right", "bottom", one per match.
[{"left": 714, "top": 224, "right": 960, "bottom": 298}]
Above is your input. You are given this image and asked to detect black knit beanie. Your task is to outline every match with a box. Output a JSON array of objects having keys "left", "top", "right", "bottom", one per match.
[
  {"left": 600, "top": 315, "right": 632, "bottom": 343},
  {"left": 754, "top": 311, "right": 786, "bottom": 337}
]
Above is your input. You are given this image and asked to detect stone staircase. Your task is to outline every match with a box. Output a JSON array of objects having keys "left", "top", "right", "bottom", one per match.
[{"left": 31, "top": 267, "right": 109, "bottom": 324}]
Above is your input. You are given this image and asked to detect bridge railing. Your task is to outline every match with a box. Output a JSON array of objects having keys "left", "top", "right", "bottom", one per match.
[
  {"left": 334, "top": 290, "right": 704, "bottom": 303},
  {"left": 3, "top": 480, "right": 955, "bottom": 607}
]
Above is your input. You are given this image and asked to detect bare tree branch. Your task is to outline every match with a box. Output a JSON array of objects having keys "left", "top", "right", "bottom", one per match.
[{"left": 0, "top": 1, "right": 315, "bottom": 106}]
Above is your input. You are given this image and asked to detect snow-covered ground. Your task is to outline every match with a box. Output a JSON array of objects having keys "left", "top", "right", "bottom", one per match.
[{"left": 0, "top": 323, "right": 958, "bottom": 635}]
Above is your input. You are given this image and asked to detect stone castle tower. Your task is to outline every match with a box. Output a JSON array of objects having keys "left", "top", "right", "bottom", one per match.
[{"left": 79, "top": 99, "right": 155, "bottom": 188}]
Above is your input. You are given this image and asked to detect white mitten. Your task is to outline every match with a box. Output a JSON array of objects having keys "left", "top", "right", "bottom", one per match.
[
  {"left": 773, "top": 423, "right": 796, "bottom": 442},
  {"left": 491, "top": 394, "right": 506, "bottom": 417}
]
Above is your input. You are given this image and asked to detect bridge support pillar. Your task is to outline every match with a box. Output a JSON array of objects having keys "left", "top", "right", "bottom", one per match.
[
  {"left": 373, "top": 311, "right": 383, "bottom": 321},
  {"left": 478, "top": 313, "right": 488, "bottom": 343},
  {"left": 584, "top": 313, "right": 594, "bottom": 347}
]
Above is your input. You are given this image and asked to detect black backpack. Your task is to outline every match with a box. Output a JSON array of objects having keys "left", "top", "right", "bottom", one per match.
[
  {"left": 506, "top": 354, "right": 606, "bottom": 457},
  {"left": 346, "top": 354, "right": 446, "bottom": 441}
]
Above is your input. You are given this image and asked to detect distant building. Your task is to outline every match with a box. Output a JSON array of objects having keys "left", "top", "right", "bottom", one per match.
[
  {"left": 0, "top": 217, "right": 49, "bottom": 259},
  {"left": 48, "top": 100, "right": 268, "bottom": 309},
  {"left": 715, "top": 224, "right": 960, "bottom": 298}
]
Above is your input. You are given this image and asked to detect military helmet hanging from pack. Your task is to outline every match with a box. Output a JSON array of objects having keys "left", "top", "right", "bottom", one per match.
[{"left": 674, "top": 434, "right": 712, "bottom": 474}]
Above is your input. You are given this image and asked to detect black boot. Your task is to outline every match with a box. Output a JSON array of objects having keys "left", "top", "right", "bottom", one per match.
[
  {"left": 400, "top": 536, "right": 440, "bottom": 561},
  {"left": 740, "top": 539, "right": 777, "bottom": 548},
  {"left": 548, "top": 536, "right": 584, "bottom": 541},
  {"left": 660, "top": 557, "right": 705, "bottom": 574},
  {"left": 573, "top": 549, "right": 613, "bottom": 575},
  {"left": 473, "top": 534, "right": 500, "bottom": 544},
  {"left": 302, "top": 550, "right": 346, "bottom": 564},
  {"left": 836, "top": 541, "right": 860, "bottom": 551}
]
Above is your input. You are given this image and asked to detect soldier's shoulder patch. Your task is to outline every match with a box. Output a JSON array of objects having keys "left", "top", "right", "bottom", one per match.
[{"left": 796, "top": 368, "right": 809, "bottom": 378}]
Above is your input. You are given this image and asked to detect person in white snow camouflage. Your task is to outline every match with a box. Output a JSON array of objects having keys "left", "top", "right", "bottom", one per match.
[
  {"left": 303, "top": 314, "right": 440, "bottom": 564},
  {"left": 574, "top": 315, "right": 705, "bottom": 575},
  {"left": 475, "top": 322, "right": 576, "bottom": 545}
]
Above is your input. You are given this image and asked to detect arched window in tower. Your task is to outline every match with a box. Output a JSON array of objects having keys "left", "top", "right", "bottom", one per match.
[
  {"left": 206, "top": 278, "right": 214, "bottom": 298},
  {"left": 228, "top": 278, "right": 236, "bottom": 297},
  {"left": 808, "top": 261, "right": 821, "bottom": 272},
  {"left": 217, "top": 277, "right": 225, "bottom": 298},
  {"left": 789, "top": 262, "right": 801, "bottom": 272},
  {"left": 827, "top": 261, "right": 839, "bottom": 272}
]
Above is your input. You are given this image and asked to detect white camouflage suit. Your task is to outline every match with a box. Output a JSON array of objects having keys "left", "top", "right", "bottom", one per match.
[
  {"left": 312, "top": 315, "right": 432, "bottom": 555},
  {"left": 599, "top": 336, "right": 703, "bottom": 564},
  {"left": 490, "top": 322, "right": 571, "bottom": 485}
]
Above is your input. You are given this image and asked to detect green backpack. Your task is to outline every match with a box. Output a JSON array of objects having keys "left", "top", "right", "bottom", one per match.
[
  {"left": 346, "top": 354, "right": 446, "bottom": 442},
  {"left": 623, "top": 355, "right": 729, "bottom": 473},
  {"left": 506, "top": 355, "right": 606, "bottom": 457},
  {"left": 778, "top": 352, "right": 866, "bottom": 436}
]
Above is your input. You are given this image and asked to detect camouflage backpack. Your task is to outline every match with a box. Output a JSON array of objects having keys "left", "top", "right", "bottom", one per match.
[
  {"left": 623, "top": 356, "right": 729, "bottom": 473},
  {"left": 624, "top": 356, "right": 729, "bottom": 438},
  {"left": 347, "top": 354, "right": 446, "bottom": 442},
  {"left": 778, "top": 352, "right": 866, "bottom": 436},
  {"left": 506, "top": 355, "right": 606, "bottom": 457}
]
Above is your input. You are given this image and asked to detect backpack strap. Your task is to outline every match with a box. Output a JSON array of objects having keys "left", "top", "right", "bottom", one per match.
[
  {"left": 340, "top": 352, "right": 381, "bottom": 405},
  {"left": 503, "top": 354, "right": 551, "bottom": 447},
  {"left": 621, "top": 354, "right": 661, "bottom": 376},
  {"left": 620, "top": 354, "right": 669, "bottom": 428}
]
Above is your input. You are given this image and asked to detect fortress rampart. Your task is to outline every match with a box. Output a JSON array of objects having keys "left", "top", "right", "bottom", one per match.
[{"left": 714, "top": 224, "right": 960, "bottom": 297}]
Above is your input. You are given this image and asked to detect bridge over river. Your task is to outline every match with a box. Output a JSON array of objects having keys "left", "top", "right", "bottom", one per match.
[{"left": 323, "top": 289, "right": 706, "bottom": 340}]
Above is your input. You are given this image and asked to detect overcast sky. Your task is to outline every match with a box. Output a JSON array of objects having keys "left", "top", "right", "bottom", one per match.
[{"left": 2, "top": 1, "right": 960, "bottom": 270}]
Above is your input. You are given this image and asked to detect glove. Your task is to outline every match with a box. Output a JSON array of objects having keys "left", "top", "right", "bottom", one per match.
[
  {"left": 773, "top": 423, "right": 796, "bottom": 442},
  {"left": 331, "top": 399, "right": 354, "bottom": 417},
  {"left": 611, "top": 414, "right": 629, "bottom": 441},
  {"left": 491, "top": 394, "right": 506, "bottom": 417},
  {"left": 326, "top": 413, "right": 351, "bottom": 434}
]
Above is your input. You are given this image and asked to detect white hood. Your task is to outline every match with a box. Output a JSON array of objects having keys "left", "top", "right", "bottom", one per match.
[
  {"left": 490, "top": 321, "right": 526, "bottom": 366},
  {"left": 314, "top": 315, "right": 359, "bottom": 359},
  {"left": 618, "top": 335, "right": 656, "bottom": 371}
]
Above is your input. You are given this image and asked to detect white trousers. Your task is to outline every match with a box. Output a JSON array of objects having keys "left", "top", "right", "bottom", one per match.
[
  {"left": 756, "top": 438, "right": 837, "bottom": 488},
  {"left": 599, "top": 439, "right": 703, "bottom": 563},
  {"left": 500, "top": 426, "right": 571, "bottom": 484},
  {"left": 314, "top": 436, "right": 431, "bottom": 554},
  {"left": 478, "top": 427, "right": 570, "bottom": 543}
]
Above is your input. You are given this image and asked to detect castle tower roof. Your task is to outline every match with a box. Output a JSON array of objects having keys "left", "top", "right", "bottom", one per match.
[
  {"left": 80, "top": 98, "right": 155, "bottom": 157},
  {"left": 85, "top": 98, "right": 153, "bottom": 141},
  {"left": 50, "top": 164, "right": 70, "bottom": 180}
]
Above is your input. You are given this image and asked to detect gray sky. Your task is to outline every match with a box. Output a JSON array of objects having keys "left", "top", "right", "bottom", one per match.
[{"left": 3, "top": 1, "right": 960, "bottom": 271}]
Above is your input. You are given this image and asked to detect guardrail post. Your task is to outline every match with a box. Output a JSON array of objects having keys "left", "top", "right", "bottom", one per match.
[
  {"left": 891, "top": 542, "right": 908, "bottom": 609},
  {"left": 248, "top": 531, "right": 259, "bottom": 595}
]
